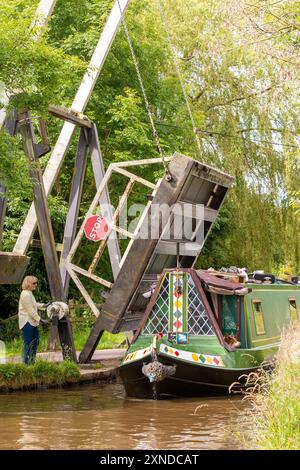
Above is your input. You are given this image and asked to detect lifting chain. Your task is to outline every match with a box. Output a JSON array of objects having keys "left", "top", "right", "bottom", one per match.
[
  {"left": 116, "top": 0, "right": 171, "bottom": 180},
  {"left": 156, "top": 0, "right": 202, "bottom": 156}
]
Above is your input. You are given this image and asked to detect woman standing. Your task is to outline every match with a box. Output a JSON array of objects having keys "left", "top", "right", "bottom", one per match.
[{"left": 18, "top": 276, "right": 49, "bottom": 364}]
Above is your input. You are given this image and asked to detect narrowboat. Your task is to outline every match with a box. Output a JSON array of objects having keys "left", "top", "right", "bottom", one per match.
[{"left": 120, "top": 267, "right": 300, "bottom": 398}]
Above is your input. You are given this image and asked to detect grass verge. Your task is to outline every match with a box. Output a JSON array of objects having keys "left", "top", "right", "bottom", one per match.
[
  {"left": 240, "top": 322, "right": 300, "bottom": 450},
  {"left": 0, "top": 360, "right": 81, "bottom": 391}
]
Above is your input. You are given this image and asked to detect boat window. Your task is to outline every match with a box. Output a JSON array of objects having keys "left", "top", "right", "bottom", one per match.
[
  {"left": 144, "top": 275, "right": 169, "bottom": 335},
  {"left": 252, "top": 300, "right": 266, "bottom": 335},
  {"left": 221, "top": 296, "right": 237, "bottom": 336},
  {"left": 289, "top": 298, "right": 298, "bottom": 321},
  {"left": 187, "top": 276, "right": 214, "bottom": 335}
]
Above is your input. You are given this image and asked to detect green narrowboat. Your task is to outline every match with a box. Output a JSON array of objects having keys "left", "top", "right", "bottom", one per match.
[{"left": 120, "top": 268, "right": 300, "bottom": 398}]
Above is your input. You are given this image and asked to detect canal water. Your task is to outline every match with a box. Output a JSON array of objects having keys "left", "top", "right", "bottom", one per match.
[{"left": 0, "top": 382, "right": 249, "bottom": 450}]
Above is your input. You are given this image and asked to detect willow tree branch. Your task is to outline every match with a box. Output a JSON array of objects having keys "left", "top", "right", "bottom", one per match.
[{"left": 206, "top": 85, "right": 277, "bottom": 110}]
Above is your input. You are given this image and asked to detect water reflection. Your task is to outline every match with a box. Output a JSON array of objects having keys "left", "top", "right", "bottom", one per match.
[{"left": 0, "top": 382, "right": 248, "bottom": 450}]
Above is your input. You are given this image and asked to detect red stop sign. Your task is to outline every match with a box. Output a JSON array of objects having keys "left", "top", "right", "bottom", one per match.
[{"left": 83, "top": 215, "right": 108, "bottom": 242}]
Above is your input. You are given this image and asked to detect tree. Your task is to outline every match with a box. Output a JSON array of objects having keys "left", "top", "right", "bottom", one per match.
[{"left": 1, "top": 0, "right": 300, "bottom": 318}]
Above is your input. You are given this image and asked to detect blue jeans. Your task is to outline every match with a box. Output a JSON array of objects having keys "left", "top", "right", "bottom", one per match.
[{"left": 22, "top": 322, "right": 39, "bottom": 365}]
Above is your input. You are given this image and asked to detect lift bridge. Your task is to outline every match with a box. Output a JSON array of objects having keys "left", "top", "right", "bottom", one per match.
[{"left": 0, "top": 0, "right": 234, "bottom": 363}]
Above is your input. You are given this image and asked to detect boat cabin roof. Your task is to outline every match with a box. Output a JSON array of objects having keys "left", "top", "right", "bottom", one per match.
[{"left": 196, "top": 270, "right": 249, "bottom": 296}]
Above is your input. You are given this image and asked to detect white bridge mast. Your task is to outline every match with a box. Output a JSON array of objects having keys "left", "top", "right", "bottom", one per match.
[{"left": 13, "top": 0, "right": 131, "bottom": 256}]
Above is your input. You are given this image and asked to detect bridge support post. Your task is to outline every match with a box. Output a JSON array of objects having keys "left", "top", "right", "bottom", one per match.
[{"left": 18, "top": 110, "right": 77, "bottom": 362}]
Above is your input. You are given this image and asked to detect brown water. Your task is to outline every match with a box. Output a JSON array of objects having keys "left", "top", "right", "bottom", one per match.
[{"left": 0, "top": 382, "right": 249, "bottom": 450}]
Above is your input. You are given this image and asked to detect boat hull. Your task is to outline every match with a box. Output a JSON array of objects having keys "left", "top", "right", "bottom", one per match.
[{"left": 120, "top": 354, "right": 260, "bottom": 399}]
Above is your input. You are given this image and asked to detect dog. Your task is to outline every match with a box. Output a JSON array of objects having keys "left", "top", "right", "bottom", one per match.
[{"left": 224, "top": 333, "right": 241, "bottom": 348}]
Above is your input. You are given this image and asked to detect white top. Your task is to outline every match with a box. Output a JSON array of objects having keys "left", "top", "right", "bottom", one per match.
[{"left": 18, "top": 290, "right": 43, "bottom": 330}]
